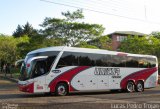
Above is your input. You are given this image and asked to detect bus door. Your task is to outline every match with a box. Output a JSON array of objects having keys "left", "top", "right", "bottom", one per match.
[{"left": 29, "top": 56, "right": 48, "bottom": 93}]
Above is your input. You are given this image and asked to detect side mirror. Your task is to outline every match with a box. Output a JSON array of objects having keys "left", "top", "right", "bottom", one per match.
[{"left": 15, "top": 59, "right": 24, "bottom": 67}]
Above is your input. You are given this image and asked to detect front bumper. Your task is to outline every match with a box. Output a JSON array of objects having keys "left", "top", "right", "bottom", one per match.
[{"left": 18, "top": 81, "right": 34, "bottom": 93}]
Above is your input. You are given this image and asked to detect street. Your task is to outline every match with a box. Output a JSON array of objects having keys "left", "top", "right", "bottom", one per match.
[{"left": 1, "top": 78, "right": 160, "bottom": 109}]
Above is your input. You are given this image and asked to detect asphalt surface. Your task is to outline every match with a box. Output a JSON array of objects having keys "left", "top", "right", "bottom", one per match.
[{"left": 0, "top": 78, "right": 160, "bottom": 109}]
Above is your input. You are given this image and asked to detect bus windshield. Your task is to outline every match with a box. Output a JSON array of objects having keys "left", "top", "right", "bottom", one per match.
[{"left": 19, "top": 51, "right": 59, "bottom": 81}]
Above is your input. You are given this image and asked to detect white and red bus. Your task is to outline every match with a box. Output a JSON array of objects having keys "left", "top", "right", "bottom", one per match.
[{"left": 18, "top": 46, "right": 158, "bottom": 96}]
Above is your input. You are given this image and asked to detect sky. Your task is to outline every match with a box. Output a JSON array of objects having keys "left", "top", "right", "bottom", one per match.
[{"left": 1, "top": 0, "right": 160, "bottom": 35}]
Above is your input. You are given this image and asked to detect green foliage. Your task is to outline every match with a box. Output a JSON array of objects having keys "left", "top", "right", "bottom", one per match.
[
  {"left": 0, "top": 36, "right": 16, "bottom": 63},
  {"left": 151, "top": 31, "right": 160, "bottom": 39},
  {"left": 12, "top": 25, "right": 23, "bottom": 37},
  {"left": 61, "top": 9, "right": 84, "bottom": 22},
  {"left": 42, "top": 37, "right": 64, "bottom": 47},
  {"left": 99, "top": 35, "right": 111, "bottom": 49},
  {"left": 0, "top": 34, "right": 30, "bottom": 64},
  {"left": 16, "top": 35, "right": 30, "bottom": 58},
  {"left": 13, "top": 22, "right": 38, "bottom": 38},
  {"left": 119, "top": 36, "right": 160, "bottom": 55},
  {"left": 89, "top": 35, "right": 112, "bottom": 50},
  {"left": 41, "top": 9, "right": 105, "bottom": 46},
  {"left": 76, "top": 41, "right": 98, "bottom": 49}
]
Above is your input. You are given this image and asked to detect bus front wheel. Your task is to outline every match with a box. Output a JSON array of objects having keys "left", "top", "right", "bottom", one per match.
[
  {"left": 126, "top": 81, "right": 135, "bottom": 92},
  {"left": 55, "top": 83, "right": 68, "bottom": 96},
  {"left": 135, "top": 81, "right": 144, "bottom": 92}
]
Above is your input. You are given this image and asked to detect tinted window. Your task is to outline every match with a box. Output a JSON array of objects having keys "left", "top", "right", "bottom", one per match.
[
  {"left": 57, "top": 52, "right": 127, "bottom": 68},
  {"left": 57, "top": 52, "right": 108, "bottom": 68},
  {"left": 104, "top": 55, "right": 113, "bottom": 67},
  {"left": 78, "top": 53, "right": 97, "bottom": 66},
  {"left": 126, "top": 56, "right": 139, "bottom": 68},
  {"left": 95, "top": 54, "right": 109, "bottom": 67},
  {"left": 112, "top": 55, "right": 126, "bottom": 67},
  {"left": 31, "top": 59, "right": 47, "bottom": 78},
  {"left": 26, "top": 51, "right": 59, "bottom": 72},
  {"left": 26, "top": 51, "right": 59, "bottom": 62},
  {"left": 138, "top": 57, "right": 149, "bottom": 68},
  {"left": 138, "top": 57, "right": 156, "bottom": 68},
  {"left": 56, "top": 52, "right": 79, "bottom": 68},
  {"left": 148, "top": 58, "right": 156, "bottom": 68},
  {"left": 56, "top": 51, "right": 157, "bottom": 68},
  {"left": 46, "top": 56, "right": 57, "bottom": 72}
]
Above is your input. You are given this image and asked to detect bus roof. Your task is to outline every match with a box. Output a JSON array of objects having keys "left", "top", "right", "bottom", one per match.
[{"left": 27, "top": 46, "right": 157, "bottom": 59}]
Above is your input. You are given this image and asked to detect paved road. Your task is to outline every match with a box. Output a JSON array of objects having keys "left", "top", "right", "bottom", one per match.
[{"left": 0, "top": 78, "right": 160, "bottom": 109}]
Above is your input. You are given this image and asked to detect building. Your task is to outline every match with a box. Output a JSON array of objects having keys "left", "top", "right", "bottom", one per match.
[{"left": 108, "top": 31, "right": 147, "bottom": 51}]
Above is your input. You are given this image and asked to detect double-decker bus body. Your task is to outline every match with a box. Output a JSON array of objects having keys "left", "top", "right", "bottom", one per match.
[{"left": 18, "top": 46, "right": 158, "bottom": 95}]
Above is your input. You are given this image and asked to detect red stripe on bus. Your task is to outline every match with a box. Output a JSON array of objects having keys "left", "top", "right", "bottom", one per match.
[
  {"left": 49, "top": 66, "right": 90, "bottom": 92},
  {"left": 120, "top": 67, "right": 157, "bottom": 89}
]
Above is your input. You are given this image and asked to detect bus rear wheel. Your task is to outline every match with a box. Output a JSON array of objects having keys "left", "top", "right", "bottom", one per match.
[
  {"left": 135, "top": 81, "right": 144, "bottom": 92},
  {"left": 126, "top": 81, "right": 135, "bottom": 92},
  {"left": 55, "top": 83, "right": 68, "bottom": 96}
]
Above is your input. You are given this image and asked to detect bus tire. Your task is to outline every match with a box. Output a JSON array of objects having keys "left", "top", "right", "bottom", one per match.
[
  {"left": 55, "top": 83, "right": 68, "bottom": 96},
  {"left": 126, "top": 81, "right": 135, "bottom": 92},
  {"left": 135, "top": 81, "right": 144, "bottom": 92}
]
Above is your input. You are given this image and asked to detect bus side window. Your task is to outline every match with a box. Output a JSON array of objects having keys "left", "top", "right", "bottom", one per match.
[
  {"left": 138, "top": 58, "right": 148, "bottom": 68},
  {"left": 111, "top": 55, "right": 126, "bottom": 67},
  {"left": 95, "top": 54, "right": 112, "bottom": 67},
  {"left": 95, "top": 54, "right": 106, "bottom": 67},
  {"left": 126, "top": 56, "right": 139, "bottom": 68},
  {"left": 56, "top": 59, "right": 67, "bottom": 68},
  {"left": 147, "top": 58, "right": 156, "bottom": 68},
  {"left": 46, "top": 56, "right": 57, "bottom": 72},
  {"left": 56, "top": 52, "right": 79, "bottom": 68},
  {"left": 78, "top": 53, "right": 96, "bottom": 66}
]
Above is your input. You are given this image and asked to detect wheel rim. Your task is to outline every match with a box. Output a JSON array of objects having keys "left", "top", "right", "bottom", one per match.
[
  {"left": 57, "top": 85, "right": 66, "bottom": 95},
  {"left": 137, "top": 83, "right": 143, "bottom": 92},
  {"left": 127, "top": 82, "right": 134, "bottom": 92}
]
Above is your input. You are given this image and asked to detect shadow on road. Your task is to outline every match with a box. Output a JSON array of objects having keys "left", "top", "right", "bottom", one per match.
[
  {"left": 0, "top": 90, "right": 127, "bottom": 100},
  {"left": 0, "top": 88, "right": 159, "bottom": 100},
  {"left": 0, "top": 93, "right": 52, "bottom": 100}
]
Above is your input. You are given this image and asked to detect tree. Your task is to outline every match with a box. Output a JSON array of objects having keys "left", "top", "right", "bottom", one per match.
[
  {"left": 13, "top": 22, "right": 38, "bottom": 38},
  {"left": 76, "top": 41, "right": 98, "bottom": 49},
  {"left": 119, "top": 35, "right": 160, "bottom": 55},
  {"left": 12, "top": 25, "right": 23, "bottom": 38},
  {"left": 16, "top": 35, "right": 30, "bottom": 58},
  {"left": 87, "top": 35, "right": 112, "bottom": 50},
  {"left": 0, "top": 34, "right": 30, "bottom": 63},
  {"left": 151, "top": 31, "right": 160, "bottom": 39},
  {"left": 0, "top": 36, "right": 18, "bottom": 63},
  {"left": 40, "top": 9, "right": 105, "bottom": 46},
  {"left": 23, "top": 22, "right": 37, "bottom": 36},
  {"left": 62, "top": 9, "right": 84, "bottom": 21}
]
